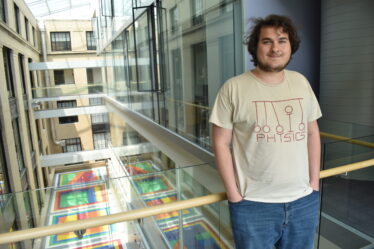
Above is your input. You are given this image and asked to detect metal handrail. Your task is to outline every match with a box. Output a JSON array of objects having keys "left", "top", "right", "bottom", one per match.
[
  {"left": 320, "top": 131, "right": 374, "bottom": 148},
  {"left": 0, "top": 158, "right": 373, "bottom": 244}
]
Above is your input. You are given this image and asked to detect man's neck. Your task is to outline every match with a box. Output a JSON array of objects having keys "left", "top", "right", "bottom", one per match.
[{"left": 251, "top": 68, "right": 285, "bottom": 84}]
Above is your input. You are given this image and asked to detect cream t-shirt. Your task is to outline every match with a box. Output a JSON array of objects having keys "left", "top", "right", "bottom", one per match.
[{"left": 210, "top": 70, "right": 322, "bottom": 203}]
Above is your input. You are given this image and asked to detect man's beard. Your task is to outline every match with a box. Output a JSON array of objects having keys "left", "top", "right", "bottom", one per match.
[{"left": 257, "top": 57, "right": 291, "bottom": 72}]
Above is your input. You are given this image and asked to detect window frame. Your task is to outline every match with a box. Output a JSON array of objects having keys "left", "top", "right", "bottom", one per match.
[
  {"left": 57, "top": 100, "right": 79, "bottom": 124},
  {"left": 3, "top": 47, "right": 15, "bottom": 98},
  {"left": 50, "top": 32, "right": 72, "bottom": 51},
  {"left": 0, "top": 122, "right": 10, "bottom": 195},
  {"left": 12, "top": 119, "right": 25, "bottom": 172},
  {"left": 24, "top": 17, "right": 29, "bottom": 41},
  {"left": 93, "top": 132, "right": 110, "bottom": 149},
  {"left": 86, "top": 31, "right": 96, "bottom": 50},
  {"left": 32, "top": 26, "right": 36, "bottom": 46},
  {"left": 0, "top": 0, "right": 6, "bottom": 23},
  {"left": 61, "top": 138, "right": 82, "bottom": 153},
  {"left": 14, "top": 3, "right": 20, "bottom": 33},
  {"left": 18, "top": 54, "right": 26, "bottom": 94},
  {"left": 91, "top": 113, "right": 108, "bottom": 124},
  {"left": 169, "top": 6, "right": 178, "bottom": 34},
  {"left": 191, "top": 0, "right": 204, "bottom": 25},
  {"left": 53, "top": 70, "right": 65, "bottom": 85}
]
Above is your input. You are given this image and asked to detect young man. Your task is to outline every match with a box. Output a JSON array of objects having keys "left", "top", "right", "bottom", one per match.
[{"left": 210, "top": 15, "right": 322, "bottom": 249}]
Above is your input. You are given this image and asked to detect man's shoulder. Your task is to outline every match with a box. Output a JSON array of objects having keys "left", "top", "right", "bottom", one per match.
[
  {"left": 285, "top": 70, "right": 308, "bottom": 83},
  {"left": 221, "top": 71, "right": 254, "bottom": 90}
]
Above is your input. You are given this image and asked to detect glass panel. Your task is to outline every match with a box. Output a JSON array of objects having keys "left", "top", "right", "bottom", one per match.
[
  {"left": 158, "top": 0, "right": 239, "bottom": 150},
  {"left": 32, "top": 84, "right": 104, "bottom": 98},
  {"left": 127, "top": 25, "right": 137, "bottom": 93},
  {"left": 103, "top": 0, "right": 241, "bottom": 150},
  {"left": 319, "top": 119, "right": 374, "bottom": 139},
  {"left": 135, "top": 9, "right": 153, "bottom": 92},
  {"left": 112, "top": 32, "right": 128, "bottom": 102},
  {"left": 0, "top": 164, "right": 232, "bottom": 249},
  {"left": 318, "top": 135, "right": 374, "bottom": 248}
]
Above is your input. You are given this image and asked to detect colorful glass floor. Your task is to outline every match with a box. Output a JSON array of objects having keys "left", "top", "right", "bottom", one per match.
[
  {"left": 127, "top": 161, "right": 231, "bottom": 249},
  {"left": 42, "top": 162, "right": 231, "bottom": 248},
  {"left": 43, "top": 167, "right": 131, "bottom": 249}
]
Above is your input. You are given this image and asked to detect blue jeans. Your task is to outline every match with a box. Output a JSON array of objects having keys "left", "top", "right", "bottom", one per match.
[{"left": 229, "top": 191, "right": 320, "bottom": 249}]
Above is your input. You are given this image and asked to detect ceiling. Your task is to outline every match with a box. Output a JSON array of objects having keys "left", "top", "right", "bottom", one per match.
[{"left": 24, "top": 0, "right": 95, "bottom": 19}]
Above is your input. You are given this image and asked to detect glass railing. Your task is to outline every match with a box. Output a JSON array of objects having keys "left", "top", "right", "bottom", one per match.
[
  {"left": 113, "top": 92, "right": 374, "bottom": 154},
  {"left": 319, "top": 119, "right": 374, "bottom": 141},
  {"left": 0, "top": 163, "right": 232, "bottom": 249},
  {"left": 1, "top": 131, "right": 373, "bottom": 248},
  {"left": 2, "top": 159, "right": 374, "bottom": 248},
  {"left": 1, "top": 159, "right": 374, "bottom": 248},
  {"left": 32, "top": 84, "right": 104, "bottom": 98},
  {"left": 317, "top": 135, "right": 374, "bottom": 248}
]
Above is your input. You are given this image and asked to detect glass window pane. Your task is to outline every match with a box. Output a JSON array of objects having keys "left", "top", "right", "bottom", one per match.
[
  {"left": 86, "top": 31, "right": 96, "bottom": 50},
  {"left": 135, "top": 10, "right": 153, "bottom": 91},
  {"left": 50, "top": 32, "right": 71, "bottom": 51},
  {"left": 0, "top": 0, "right": 6, "bottom": 22}
]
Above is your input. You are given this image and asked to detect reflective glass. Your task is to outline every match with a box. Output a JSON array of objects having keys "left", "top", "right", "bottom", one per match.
[
  {"left": 318, "top": 136, "right": 374, "bottom": 248},
  {"left": 135, "top": 9, "right": 153, "bottom": 92},
  {"left": 100, "top": 0, "right": 242, "bottom": 152}
]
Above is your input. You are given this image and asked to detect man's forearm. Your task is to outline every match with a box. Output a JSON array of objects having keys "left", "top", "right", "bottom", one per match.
[
  {"left": 308, "top": 121, "right": 321, "bottom": 190},
  {"left": 212, "top": 125, "right": 242, "bottom": 202},
  {"left": 214, "top": 144, "right": 241, "bottom": 200}
]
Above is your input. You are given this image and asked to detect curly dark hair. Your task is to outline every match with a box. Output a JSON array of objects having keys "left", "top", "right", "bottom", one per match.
[{"left": 244, "top": 14, "right": 301, "bottom": 66}]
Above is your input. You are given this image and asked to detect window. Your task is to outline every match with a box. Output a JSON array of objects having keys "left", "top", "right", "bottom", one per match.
[
  {"left": 12, "top": 119, "right": 25, "bottom": 172},
  {"left": 192, "top": 42, "right": 209, "bottom": 148},
  {"left": 220, "top": 0, "right": 233, "bottom": 13},
  {"left": 53, "top": 70, "right": 65, "bottom": 85},
  {"left": 86, "top": 31, "right": 96, "bottom": 50},
  {"left": 32, "top": 26, "right": 36, "bottom": 46},
  {"left": 35, "top": 120, "right": 42, "bottom": 153},
  {"left": 25, "top": 111, "right": 34, "bottom": 153},
  {"left": 3, "top": 47, "right": 15, "bottom": 97},
  {"left": 87, "top": 68, "right": 103, "bottom": 93},
  {"left": 14, "top": 4, "right": 20, "bottom": 33},
  {"left": 171, "top": 48, "right": 185, "bottom": 132},
  {"left": 191, "top": 0, "right": 203, "bottom": 25},
  {"left": 28, "top": 58, "right": 35, "bottom": 89},
  {"left": 87, "top": 68, "right": 94, "bottom": 83},
  {"left": 0, "top": 0, "right": 6, "bottom": 22},
  {"left": 93, "top": 133, "right": 110, "bottom": 149},
  {"left": 50, "top": 32, "right": 71, "bottom": 51},
  {"left": 89, "top": 98, "right": 104, "bottom": 106},
  {"left": 123, "top": 130, "right": 141, "bottom": 146},
  {"left": 25, "top": 18, "right": 29, "bottom": 41},
  {"left": 57, "top": 100, "right": 78, "bottom": 124},
  {"left": 18, "top": 54, "right": 26, "bottom": 94},
  {"left": 91, "top": 113, "right": 108, "bottom": 124},
  {"left": 170, "top": 6, "right": 178, "bottom": 34},
  {"left": 61, "top": 138, "right": 82, "bottom": 153},
  {"left": 0, "top": 125, "right": 10, "bottom": 196},
  {"left": 54, "top": 69, "right": 74, "bottom": 84}
]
